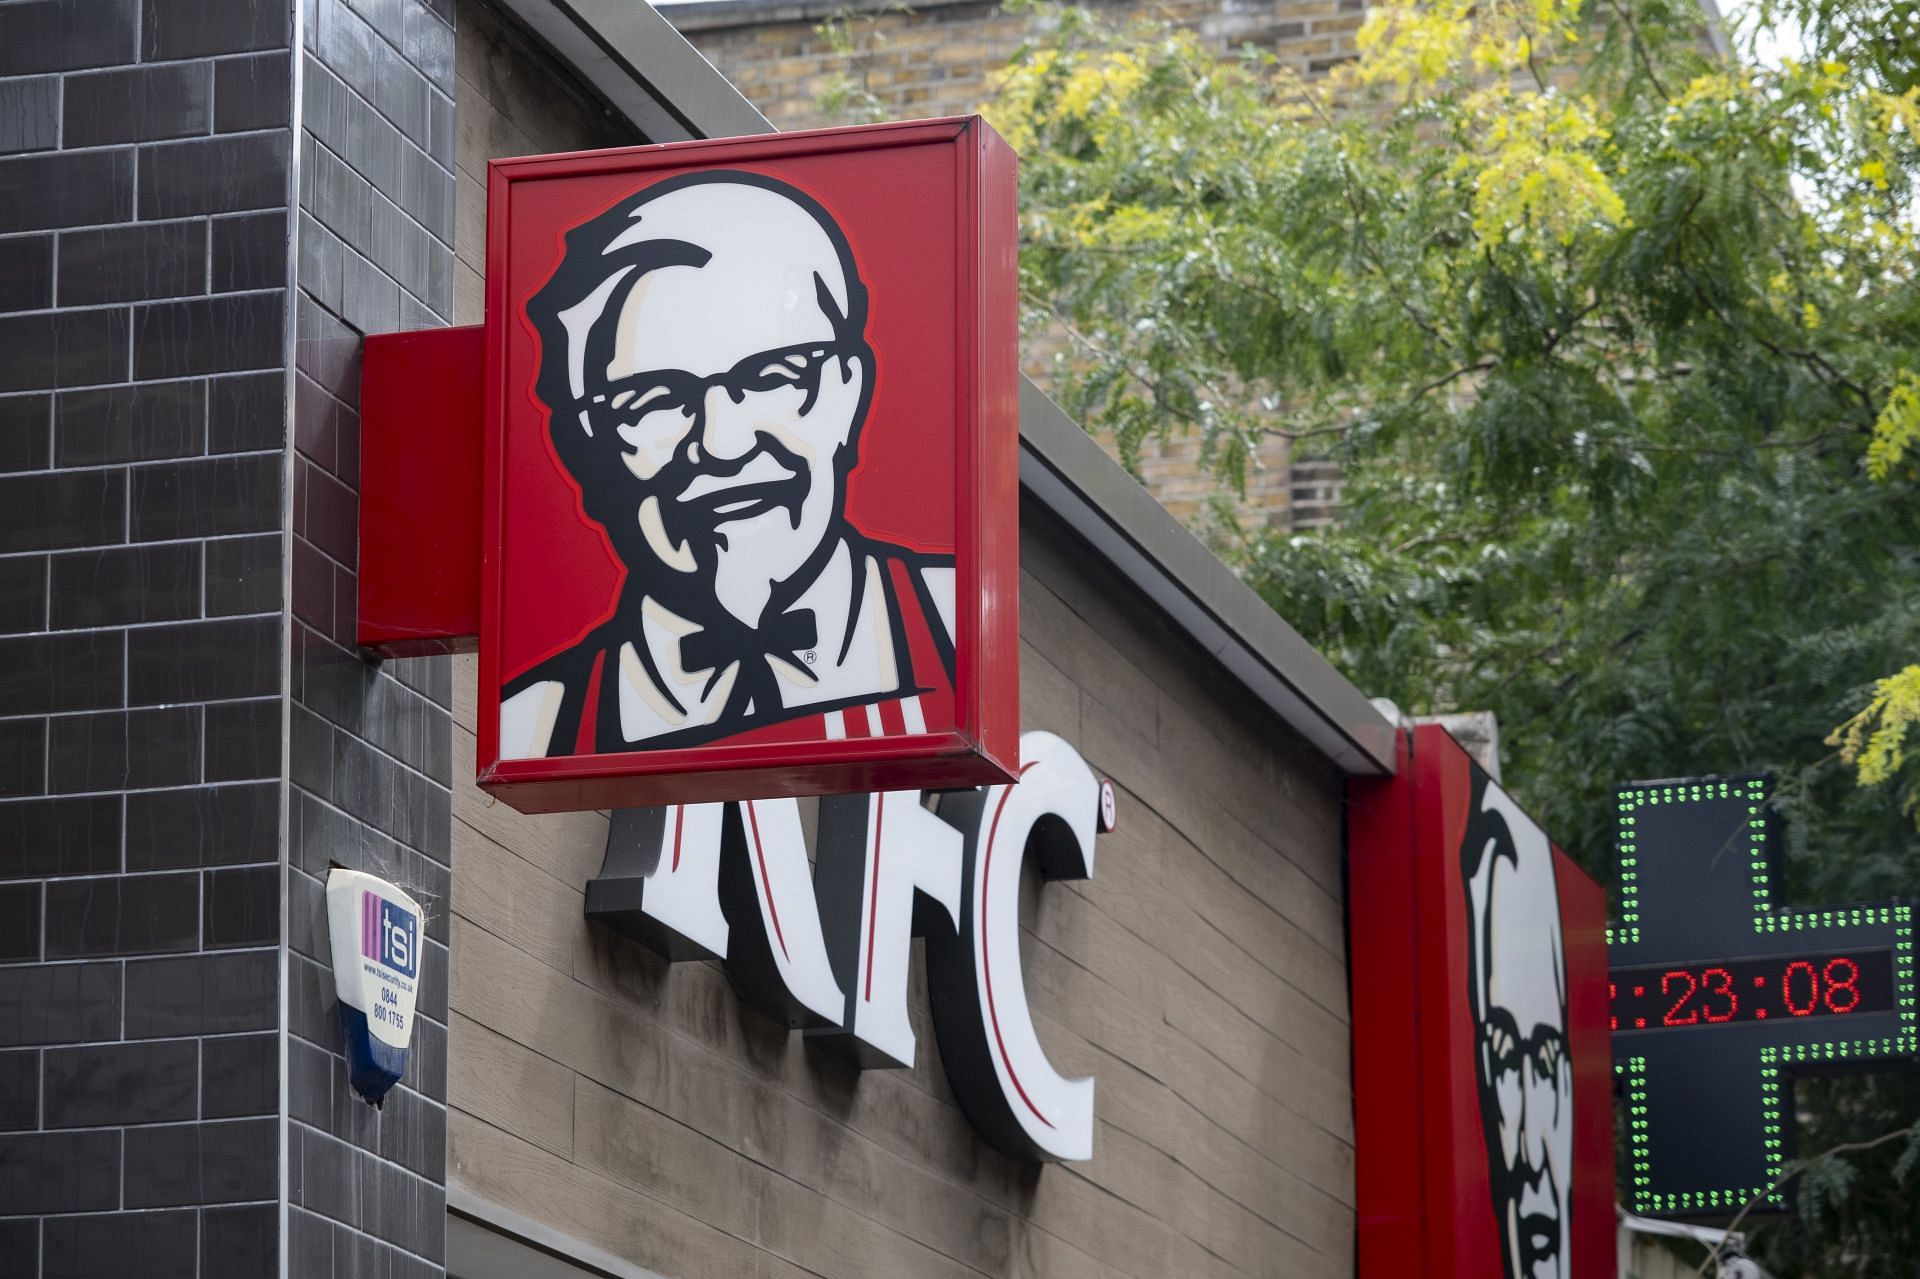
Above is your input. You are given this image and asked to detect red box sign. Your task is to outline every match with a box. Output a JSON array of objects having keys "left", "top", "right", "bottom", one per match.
[
  {"left": 463, "top": 119, "right": 1019, "bottom": 811},
  {"left": 1348, "top": 725, "right": 1616, "bottom": 1279}
]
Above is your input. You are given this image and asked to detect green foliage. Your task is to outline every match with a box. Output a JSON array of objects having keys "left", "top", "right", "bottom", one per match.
[
  {"left": 985, "top": 0, "right": 1920, "bottom": 858},
  {"left": 985, "top": 0, "right": 1920, "bottom": 1268},
  {"left": 1867, "top": 371, "right": 1920, "bottom": 481},
  {"left": 1760, "top": 1079, "right": 1920, "bottom": 1275},
  {"left": 1830, "top": 665, "right": 1920, "bottom": 817}
]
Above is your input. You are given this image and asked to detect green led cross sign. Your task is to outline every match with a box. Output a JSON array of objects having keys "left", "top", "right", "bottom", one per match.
[{"left": 1608, "top": 776, "right": 1916, "bottom": 1218}]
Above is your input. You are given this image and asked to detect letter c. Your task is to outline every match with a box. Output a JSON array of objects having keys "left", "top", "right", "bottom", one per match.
[{"left": 928, "top": 731, "right": 1103, "bottom": 1162}]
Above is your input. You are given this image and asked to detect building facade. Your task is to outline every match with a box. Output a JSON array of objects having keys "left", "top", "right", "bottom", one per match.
[{"left": 0, "top": 1, "right": 1491, "bottom": 1276}]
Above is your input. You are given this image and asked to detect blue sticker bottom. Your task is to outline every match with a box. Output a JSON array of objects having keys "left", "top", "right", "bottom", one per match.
[{"left": 339, "top": 1004, "right": 408, "bottom": 1106}]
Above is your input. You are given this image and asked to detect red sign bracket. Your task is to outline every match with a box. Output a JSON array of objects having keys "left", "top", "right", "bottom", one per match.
[{"left": 358, "top": 324, "right": 485, "bottom": 657}]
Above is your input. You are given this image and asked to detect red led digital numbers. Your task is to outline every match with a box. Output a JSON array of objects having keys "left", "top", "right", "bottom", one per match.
[
  {"left": 1701, "top": 967, "right": 1737, "bottom": 1023},
  {"left": 1661, "top": 970, "right": 1699, "bottom": 1026},
  {"left": 1824, "top": 957, "right": 1860, "bottom": 1013},
  {"left": 1659, "top": 967, "right": 1739, "bottom": 1025},
  {"left": 1783, "top": 961, "right": 1818, "bottom": 1016},
  {"left": 1609, "top": 950, "right": 1889, "bottom": 1033}
]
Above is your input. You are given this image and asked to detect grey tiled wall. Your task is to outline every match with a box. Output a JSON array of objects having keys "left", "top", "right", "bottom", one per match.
[
  {"left": 287, "top": 0, "right": 455, "bottom": 1275},
  {"left": 2, "top": 0, "right": 457, "bottom": 1273},
  {"left": 0, "top": 0, "right": 292, "bottom": 1273}
]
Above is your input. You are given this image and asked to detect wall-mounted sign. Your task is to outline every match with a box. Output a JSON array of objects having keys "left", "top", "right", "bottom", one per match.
[
  {"left": 1609, "top": 776, "right": 1917, "bottom": 1217},
  {"left": 585, "top": 730, "right": 1116, "bottom": 1162},
  {"left": 481, "top": 118, "right": 1019, "bottom": 811},
  {"left": 325, "top": 869, "right": 425, "bottom": 1106},
  {"left": 355, "top": 118, "right": 1020, "bottom": 813},
  {"left": 1349, "top": 725, "right": 1616, "bottom": 1279}
]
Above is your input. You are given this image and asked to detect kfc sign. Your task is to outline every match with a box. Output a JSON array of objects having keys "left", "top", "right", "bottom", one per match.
[
  {"left": 1347, "top": 726, "right": 1616, "bottom": 1279},
  {"left": 586, "top": 730, "right": 1117, "bottom": 1162},
  {"left": 356, "top": 119, "right": 1020, "bottom": 812},
  {"left": 482, "top": 119, "right": 1019, "bottom": 812}
]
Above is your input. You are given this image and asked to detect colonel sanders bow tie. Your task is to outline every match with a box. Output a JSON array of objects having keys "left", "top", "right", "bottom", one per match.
[{"left": 679, "top": 608, "right": 820, "bottom": 684}]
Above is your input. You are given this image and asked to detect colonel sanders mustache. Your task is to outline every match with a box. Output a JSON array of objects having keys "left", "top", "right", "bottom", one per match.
[{"left": 610, "top": 424, "right": 815, "bottom": 572}]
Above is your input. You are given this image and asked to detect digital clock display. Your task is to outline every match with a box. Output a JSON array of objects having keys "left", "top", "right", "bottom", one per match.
[{"left": 1610, "top": 950, "right": 1895, "bottom": 1033}]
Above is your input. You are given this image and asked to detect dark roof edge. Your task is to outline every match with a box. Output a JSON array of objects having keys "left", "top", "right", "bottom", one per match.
[
  {"left": 492, "top": 0, "right": 773, "bottom": 143},
  {"left": 492, "top": 0, "right": 1399, "bottom": 777}
]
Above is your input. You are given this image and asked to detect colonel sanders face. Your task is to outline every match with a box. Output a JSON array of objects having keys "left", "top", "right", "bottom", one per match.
[
  {"left": 1463, "top": 773, "right": 1573, "bottom": 1279},
  {"left": 528, "top": 172, "right": 874, "bottom": 629}
]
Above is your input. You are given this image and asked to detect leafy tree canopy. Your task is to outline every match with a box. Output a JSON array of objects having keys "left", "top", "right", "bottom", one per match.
[{"left": 978, "top": 0, "right": 1920, "bottom": 1266}]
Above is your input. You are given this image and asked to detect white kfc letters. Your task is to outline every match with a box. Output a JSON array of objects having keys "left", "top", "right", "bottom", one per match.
[{"left": 584, "top": 731, "right": 1112, "bottom": 1162}]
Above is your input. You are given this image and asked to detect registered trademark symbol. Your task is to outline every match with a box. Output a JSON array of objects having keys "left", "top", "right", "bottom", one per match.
[{"left": 803, "top": 649, "right": 816, "bottom": 664}]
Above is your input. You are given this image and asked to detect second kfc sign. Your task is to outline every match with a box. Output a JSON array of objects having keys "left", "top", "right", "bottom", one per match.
[
  {"left": 1347, "top": 726, "right": 1617, "bottom": 1279},
  {"left": 475, "top": 119, "right": 1019, "bottom": 811}
]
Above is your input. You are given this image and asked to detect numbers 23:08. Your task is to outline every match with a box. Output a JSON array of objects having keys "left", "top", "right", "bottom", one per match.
[{"left": 1611, "top": 957, "right": 1862, "bottom": 1030}]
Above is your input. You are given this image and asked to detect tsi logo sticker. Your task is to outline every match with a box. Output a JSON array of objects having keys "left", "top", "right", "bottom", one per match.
[
  {"left": 362, "top": 892, "right": 418, "bottom": 978},
  {"left": 327, "top": 869, "right": 426, "bottom": 1106}
]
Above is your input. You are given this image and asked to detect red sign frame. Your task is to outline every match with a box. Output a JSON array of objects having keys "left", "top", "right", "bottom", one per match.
[
  {"left": 1348, "top": 724, "right": 1616, "bottom": 1279},
  {"left": 473, "top": 118, "right": 1019, "bottom": 812}
]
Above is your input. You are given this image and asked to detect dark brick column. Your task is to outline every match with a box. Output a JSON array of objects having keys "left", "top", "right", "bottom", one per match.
[
  {"left": 0, "top": 0, "right": 294, "bottom": 1274},
  {"left": 1, "top": 0, "right": 456, "bottom": 1274},
  {"left": 285, "top": 0, "right": 455, "bottom": 1275}
]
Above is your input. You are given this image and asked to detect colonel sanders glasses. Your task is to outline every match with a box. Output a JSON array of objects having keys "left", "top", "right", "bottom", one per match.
[{"left": 585, "top": 340, "right": 868, "bottom": 432}]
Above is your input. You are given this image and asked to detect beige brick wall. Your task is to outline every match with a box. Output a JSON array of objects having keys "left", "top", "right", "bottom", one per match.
[
  {"left": 674, "top": 0, "right": 1356, "bottom": 533},
  {"left": 674, "top": 0, "right": 1369, "bottom": 127}
]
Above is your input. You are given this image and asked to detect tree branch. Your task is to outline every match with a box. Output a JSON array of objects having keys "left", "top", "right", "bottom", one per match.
[
  {"left": 1672, "top": 257, "right": 1877, "bottom": 429},
  {"left": 1391, "top": 528, "right": 1472, "bottom": 553},
  {"left": 1600, "top": 0, "right": 1671, "bottom": 101},
  {"left": 1259, "top": 421, "right": 1355, "bottom": 442},
  {"left": 1412, "top": 361, "right": 1494, "bottom": 399},
  {"left": 1584, "top": 426, "right": 1863, "bottom": 456}
]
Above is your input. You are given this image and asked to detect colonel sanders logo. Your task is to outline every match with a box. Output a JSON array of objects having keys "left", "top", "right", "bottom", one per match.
[
  {"left": 1462, "top": 769, "right": 1573, "bottom": 1279},
  {"left": 498, "top": 171, "right": 957, "bottom": 758}
]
